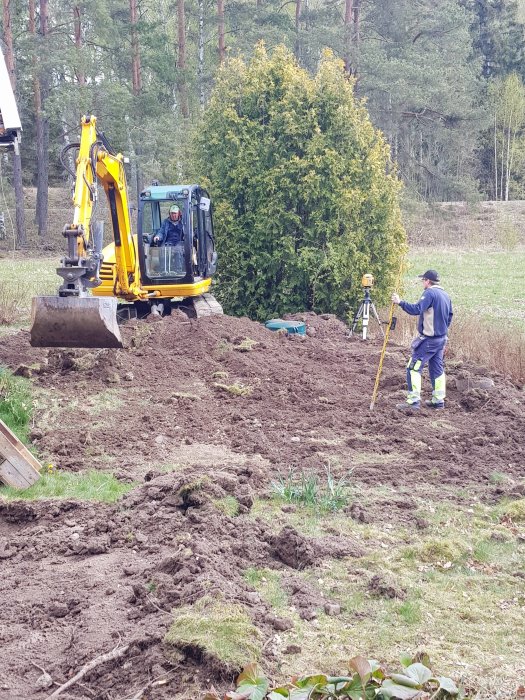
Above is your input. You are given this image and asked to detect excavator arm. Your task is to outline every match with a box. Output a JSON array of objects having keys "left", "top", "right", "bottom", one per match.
[
  {"left": 30, "top": 115, "right": 146, "bottom": 348},
  {"left": 58, "top": 115, "right": 145, "bottom": 300}
]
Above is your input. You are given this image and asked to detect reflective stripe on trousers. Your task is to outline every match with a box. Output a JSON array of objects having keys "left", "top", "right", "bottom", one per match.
[{"left": 405, "top": 336, "right": 447, "bottom": 405}]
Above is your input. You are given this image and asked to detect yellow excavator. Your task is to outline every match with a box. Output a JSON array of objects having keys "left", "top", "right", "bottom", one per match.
[{"left": 30, "top": 115, "right": 221, "bottom": 348}]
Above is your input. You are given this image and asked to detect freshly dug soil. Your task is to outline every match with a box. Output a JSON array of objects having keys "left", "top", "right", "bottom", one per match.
[{"left": 0, "top": 312, "right": 524, "bottom": 699}]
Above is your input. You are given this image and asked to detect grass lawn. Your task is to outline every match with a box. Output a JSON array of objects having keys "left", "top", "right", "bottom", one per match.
[
  {"left": 406, "top": 249, "right": 525, "bottom": 326},
  {"left": 1, "top": 248, "right": 523, "bottom": 327},
  {"left": 0, "top": 256, "right": 58, "bottom": 327}
]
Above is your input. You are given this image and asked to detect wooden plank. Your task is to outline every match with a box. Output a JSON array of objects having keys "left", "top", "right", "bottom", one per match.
[
  {"left": 0, "top": 419, "right": 42, "bottom": 490},
  {"left": 0, "top": 457, "right": 35, "bottom": 489},
  {"left": 0, "top": 420, "right": 42, "bottom": 473}
]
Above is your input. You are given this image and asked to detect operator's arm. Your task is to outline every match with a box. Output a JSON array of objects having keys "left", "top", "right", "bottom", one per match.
[
  {"left": 155, "top": 220, "right": 167, "bottom": 244},
  {"left": 398, "top": 291, "right": 433, "bottom": 316}
]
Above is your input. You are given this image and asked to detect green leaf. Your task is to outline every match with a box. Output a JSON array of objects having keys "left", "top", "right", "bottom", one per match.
[
  {"left": 344, "top": 674, "right": 376, "bottom": 700},
  {"left": 293, "top": 674, "right": 328, "bottom": 689},
  {"left": 369, "top": 660, "right": 385, "bottom": 680},
  {"left": 288, "top": 690, "right": 313, "bottom": 700},
  {"left": 268, "top": 691, "right": 289, "bottom": 699},
  {"left": 399, "top": 654, "right": 413, "bottom": 668},
  {"left": 390, "top": 674, "right": 421, "bottom": 689},
  {"left": 235, "top": 663, "right": 269, "bottom": 700},
  {"left": 236, "top": 682, "right": 269, "bottom": 700},
  {"left": 437, "top": 676, "right": 459, "bottom": 695},
  {"left": 327, "top": 676, "right": 353, "bottom": 684},
  {"left": 237, "top": 664, "right": 262, "bottom": 686},
  {"left": 379, "top": 680, "right": 423, "bottom": 699},
  {"left": 405, "top": 664, "right": 432, "bottom": 686}
]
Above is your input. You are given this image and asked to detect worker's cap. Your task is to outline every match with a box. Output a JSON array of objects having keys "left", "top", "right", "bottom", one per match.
[
  {"left": 418, "top": 269, "right": 440, "bottom": 282},
  {"left": 169, "top": 205, "right": 181, "bottom": 214}
]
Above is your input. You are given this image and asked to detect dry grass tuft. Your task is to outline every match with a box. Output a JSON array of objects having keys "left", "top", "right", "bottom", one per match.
[
  {"left": 501, "top": 498, "right": 525, "bottom": 522},
  {"left": 0, "top": 281, "right": 23, "bottom": 325},
  {"left": 391, "top": 313, "right": 524, "bottom": 386},
  {"left": 213, "top": 381, "right": 253, "bottom": 396},
  {"left": 450, "top": 317, "right": 524, "bottom": 386}
]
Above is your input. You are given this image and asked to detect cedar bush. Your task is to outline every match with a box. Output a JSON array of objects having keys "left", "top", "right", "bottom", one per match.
[{"left": 195, "top": 44, "right": 406, "bottom": 320}]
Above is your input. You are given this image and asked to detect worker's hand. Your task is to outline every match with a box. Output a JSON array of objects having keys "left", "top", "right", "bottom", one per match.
[
  {"left": 391, "top": 293, "right": 401, "bottom": 305},
  {"left": 153, "top": 236, "right": 160, "bottom": 243}
]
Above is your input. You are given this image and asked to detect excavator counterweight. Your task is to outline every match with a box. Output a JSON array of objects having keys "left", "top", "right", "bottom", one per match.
[{"left": 30, "top": 297, "right": 122, "bottom": 348}]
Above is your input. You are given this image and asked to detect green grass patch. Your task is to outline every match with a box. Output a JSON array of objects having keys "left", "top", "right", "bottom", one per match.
[
  {"left": 0, "top": 257, "right": 57, "bottom": 326},
  {"left": 407, "top": 249, "right": 525, "bottom": 326},
  {"left": 0, "top": 469, "right": 135, "bottom": 502},
  {"left": 244, "top": 567, "right": 288, "bottom": 609},
  {"left": 165, "top": 597, "right": 262, "bottom": 671},
  {"left": 499, "top": 498, "right": 525, "bottom": 522},
  {"left": 418, "top": 538, "right": 467, "bottom": 564},
  {"left": 396, "top": 600, "right": 422, "bottom": 625},
  {"left": 214, "top": 495, "right": 240, "bottom": 517},
  {"left": 271, "top": 466, "right": 351, "bottom": 513},
  {"left": 0, "top": 366, "right": 33, "bottom": 442}
]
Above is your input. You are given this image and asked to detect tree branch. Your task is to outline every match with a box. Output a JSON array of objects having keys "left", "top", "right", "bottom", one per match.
[{"left": 47, "top": 644, "right": 131, "bottom": 699}]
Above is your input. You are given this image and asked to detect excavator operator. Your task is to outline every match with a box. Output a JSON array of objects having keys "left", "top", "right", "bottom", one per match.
[{"left": 154, "top": 204, "right": 184, "bottom": 246}]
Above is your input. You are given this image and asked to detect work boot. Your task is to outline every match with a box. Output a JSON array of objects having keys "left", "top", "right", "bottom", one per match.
[
  {"left": 425, "top": 400, "right": 445, "bottom": 410},
  {"left": 396, "top": 402, "right": 420, "bottom": 411}
]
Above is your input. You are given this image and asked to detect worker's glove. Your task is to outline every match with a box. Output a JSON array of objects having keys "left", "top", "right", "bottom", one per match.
[
  {"left": 391, "top": 293, "right": 401, "bottom": 305},
  {"left": 153, "top": 236, "right": 160, "bottom": 243}
]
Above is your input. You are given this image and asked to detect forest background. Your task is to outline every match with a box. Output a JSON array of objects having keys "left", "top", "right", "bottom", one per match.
[{"left": 2, "top": 0, "right": 525, "bottom": 249}]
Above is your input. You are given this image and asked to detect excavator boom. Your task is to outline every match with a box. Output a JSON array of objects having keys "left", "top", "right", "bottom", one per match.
[{"left": 30, "top": 116, "right": 139, "bottom": 348}]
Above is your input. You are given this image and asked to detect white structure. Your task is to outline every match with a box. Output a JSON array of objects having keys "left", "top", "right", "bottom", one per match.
[{"left": 0, "top": 48, "right": 22, "bottom": 153}]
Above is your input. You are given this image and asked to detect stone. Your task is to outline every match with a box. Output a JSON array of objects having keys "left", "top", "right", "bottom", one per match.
[
  {"left": 324, "top": 603, "right": 341, "bottom": 616},
  {"left": 283, "top": 644, "right": 302, "bottom": 655}
]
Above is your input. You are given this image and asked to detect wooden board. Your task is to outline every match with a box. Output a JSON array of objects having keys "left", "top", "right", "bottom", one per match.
[{"left": 0, "top": 419, "right": 42, "bottom": 490}]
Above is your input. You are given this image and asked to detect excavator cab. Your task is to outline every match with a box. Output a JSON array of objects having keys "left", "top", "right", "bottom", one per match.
[{"left": 137, "top": 184, "right": 217, "bottom": 284}]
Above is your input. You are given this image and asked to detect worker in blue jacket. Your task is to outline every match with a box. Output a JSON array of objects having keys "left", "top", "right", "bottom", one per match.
[
  {"left": 153, "top": 204, "right": 184, "bottom": 246},
  {"left": 392, "top": 269, "right": 453, "bottom": 411}
]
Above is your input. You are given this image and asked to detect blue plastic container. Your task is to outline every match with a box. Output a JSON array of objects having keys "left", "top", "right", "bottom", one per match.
[{"left": 265, "top": 319, "right": 306, "bottom": 336}]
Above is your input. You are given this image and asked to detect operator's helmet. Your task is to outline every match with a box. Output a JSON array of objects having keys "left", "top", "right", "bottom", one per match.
[{"left": 169, "top": 204, "right": 181, "bottom": 220}]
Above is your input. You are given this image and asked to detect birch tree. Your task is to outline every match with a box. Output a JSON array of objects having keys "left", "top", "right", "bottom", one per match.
[{"left": 490, "top": 73, "right": 525, "bottom": 200}]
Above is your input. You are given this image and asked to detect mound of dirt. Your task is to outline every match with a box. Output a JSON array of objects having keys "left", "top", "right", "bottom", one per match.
[{"left": 1, "top": 312, "right": 524, "bottom": 698}]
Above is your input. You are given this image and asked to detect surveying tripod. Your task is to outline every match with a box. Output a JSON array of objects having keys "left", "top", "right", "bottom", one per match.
[{"left": 350, "top": 286, "right": 385, "bottom": 340}]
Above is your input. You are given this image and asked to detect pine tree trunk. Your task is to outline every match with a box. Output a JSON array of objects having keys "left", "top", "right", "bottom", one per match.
[
  {"left": 198, "top": 0, "right": 205, "bottom": 109},
  {"left": 493, "top": 110, "right": 498, "bottom": 200},
  {"left": 353, "top": 0, "right": 360, "bottom": 78},
  {"left": 30, "top": 0, "right": 50, "bottom": 241},
  {"left": 129, "top": 0, "right": 142, "bottom": 95},
  {"left": 2, "top": 0, "right": 27, "bottom": 247},
  {"left": 344, "top": 0, "right": 352, "bottom": 75},
  {"left": 73, "top": 6, "right": 85, "bottom": 85},
  {"left": 129, "top": 0, "right": 143, "bottom": 195},
  {"left": 177, "top": 0, "right": 190, "bottom": 117},
  {"left": 218, "top": 0, "right": 225, "bottom": 64},
  {"left": 295, "top": 0, "right": 301, "bottom": 60}
]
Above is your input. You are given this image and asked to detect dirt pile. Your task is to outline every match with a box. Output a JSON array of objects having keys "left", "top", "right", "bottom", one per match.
[{"left": 1, "top": 312, "right": 525, "bottom": 698}]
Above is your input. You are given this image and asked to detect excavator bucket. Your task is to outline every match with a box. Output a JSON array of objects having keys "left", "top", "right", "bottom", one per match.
[{"left": 30, "top": 296, "right": 123, "bottom": 348}]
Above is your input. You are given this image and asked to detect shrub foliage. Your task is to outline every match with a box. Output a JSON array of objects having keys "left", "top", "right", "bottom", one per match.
[{"left": 196, "top": 44, "right": 406, "bottom": 320}]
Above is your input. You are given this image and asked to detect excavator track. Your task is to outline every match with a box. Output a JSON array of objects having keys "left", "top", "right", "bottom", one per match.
[{"left": 191, "top": 293, "right": 223, "bottom": 318}]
